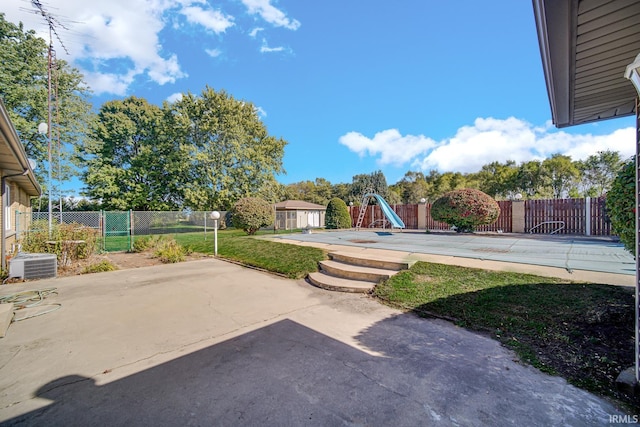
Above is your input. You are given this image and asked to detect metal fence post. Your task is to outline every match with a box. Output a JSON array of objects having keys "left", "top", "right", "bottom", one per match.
[
  {"left": 129, "top": 210, "right": 134, "bottom": 252},
  {"left": 100, "top": 210, "right": 105, "bottom": 252}
]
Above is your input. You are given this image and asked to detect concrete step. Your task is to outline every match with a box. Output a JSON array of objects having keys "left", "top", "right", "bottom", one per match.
[
  {"left": 318, "top": 260, "right": 397, "bottom": 283},
  {"left": 329, "top": 252, "right": 414, "bottom": 271},
  {"left": 307, "top": 272, "right": 375, "bottom": 293}
]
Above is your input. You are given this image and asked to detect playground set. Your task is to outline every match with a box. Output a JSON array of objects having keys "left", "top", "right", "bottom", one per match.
[{"left": 355, "top": 192, "right": 405, "bottom": 230}]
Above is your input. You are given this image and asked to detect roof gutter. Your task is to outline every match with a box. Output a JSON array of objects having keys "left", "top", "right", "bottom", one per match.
[
  {"left": 0, "top": 100, "right": 41, "bottom": 194},
  {"left": 531, "top": 0, "right": 573, "bottom": 128}
]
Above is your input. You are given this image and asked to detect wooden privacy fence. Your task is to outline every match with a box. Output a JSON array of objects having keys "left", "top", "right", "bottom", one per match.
[
  {"left": 349, "top": 197, "right": 613, "bottom": 236},
  {"left": 524, "top": 197, "right": 611, "bottom": 236},
  {"left": 349, "top": 204, "right": 419, "bottom": 229},
  {"left": 422, "top": 201, "right": 512, "bottom": 232}
]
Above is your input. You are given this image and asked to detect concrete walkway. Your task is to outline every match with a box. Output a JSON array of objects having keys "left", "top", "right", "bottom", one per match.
[
  {"left": 0, "top": 259, "right": 628, "bottom": 425},
  {"left": 267, "top": 230, "right": 635, "bottom": 286}
]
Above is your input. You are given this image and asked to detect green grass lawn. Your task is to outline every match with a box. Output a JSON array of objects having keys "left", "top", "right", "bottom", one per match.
[
  {"left": 374, "top": 261, "right": 636, "bottom": 410},
  {"left": 172, "top": 229, "right": 326, "bottom": 279}
]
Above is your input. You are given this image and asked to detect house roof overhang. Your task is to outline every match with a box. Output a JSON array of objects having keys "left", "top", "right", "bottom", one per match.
[
  {"left": 532, "top": 0, "right": 640, "bottom": 128},
  {"left": 0, "top": 100, "right": 41, "bottom": 196}
]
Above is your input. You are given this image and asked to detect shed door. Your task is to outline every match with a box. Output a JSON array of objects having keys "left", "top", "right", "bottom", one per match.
[{"left": 308, "top": 211, "right": 320, "bottom": 227}]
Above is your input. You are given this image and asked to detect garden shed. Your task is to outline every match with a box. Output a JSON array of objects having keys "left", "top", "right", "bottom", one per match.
[{"left": 274, "top": 200, "right": 326, "bottom": 230}]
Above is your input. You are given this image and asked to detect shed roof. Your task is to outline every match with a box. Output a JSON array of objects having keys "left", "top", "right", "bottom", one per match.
[
  {"left": 532, "top": 0, "right": 640, "bottom": 127},
  {"left": 0, "top": 99, "right": 41, "bottom": 196},
  {"left": 274, "top": 200, "right": 326, "bottom": 210}
]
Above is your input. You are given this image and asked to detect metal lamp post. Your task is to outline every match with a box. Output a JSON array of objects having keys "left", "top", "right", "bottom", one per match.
[
  {"left": 210, "top": 211, "right": 220, "bottom": 256},
  {"left": 624, "top": 52, "right": 640, "bottom": 383}
]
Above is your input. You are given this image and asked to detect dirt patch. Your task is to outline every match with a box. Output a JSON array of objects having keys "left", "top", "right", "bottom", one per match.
[
  {"left": 56, "top": 251, "right": 211, "bottom": 277},
  {"left": 348, "top": 239, "right": 378, "bottom": 244}
]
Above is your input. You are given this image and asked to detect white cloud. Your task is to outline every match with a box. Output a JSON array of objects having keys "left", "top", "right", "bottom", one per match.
[
  {"left": 339, "top": 129, "right": 437, "bottom": 167},
  {"left": 260, "top": 45, "right": 284, "bottom": 53},
  {"left": 241, "top": 0, "right": 300, "bottom": 30},
  {"left": 260, "top": 38, "right": 286, "bottom": 53},
  {"left": 249, "top": 27, "right": 264, "bottom": 38},
  {"left": 4, "top": 0, "right": 300, "bottom": 95},
  {"left": 181, "top": 6, "right": 234, "bottom": 33},
  {"left": 4, "top": 0, "right": 192, "bottom": 94},
  {"left": 167, "top": 92, "right": 183, "bottom": 103},
  {"left": 340, "top": 117, "right": 636, "bottom": 173},
  {"left": 81, "top": 70, "right": 137, "bottom": 96},
  {"left": 205, "top": 48, "right": 222, "bottom": 58},
  {"left": 255, "top": 106, "right": 267, "bottom": 118}
]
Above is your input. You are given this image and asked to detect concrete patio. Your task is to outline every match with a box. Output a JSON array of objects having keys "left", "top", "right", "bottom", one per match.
[{"left": 0, "top": 258, "right": 628, "bottom": 425}]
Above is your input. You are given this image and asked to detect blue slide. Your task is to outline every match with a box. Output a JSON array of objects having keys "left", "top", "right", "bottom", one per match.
[{"left": 365, "top": 193, "right": 405, "bottom": 229}]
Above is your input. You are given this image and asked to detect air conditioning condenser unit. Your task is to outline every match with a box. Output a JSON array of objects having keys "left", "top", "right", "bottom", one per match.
[{"left": 9, "top": 253, "right": 57, "bottom": 279}]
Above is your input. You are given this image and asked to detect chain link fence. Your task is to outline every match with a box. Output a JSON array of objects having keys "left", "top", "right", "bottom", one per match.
[{"left": 16, "top": 210, "right": 229, "bottom": 252}]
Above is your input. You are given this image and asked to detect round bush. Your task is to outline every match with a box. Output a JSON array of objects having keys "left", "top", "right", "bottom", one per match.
[
  {"left": 606, "top": 159, "right": 634, "bottom": 254},
  {"left": 325, "top": 198, "right": 352, "bottom": 229},
  {"left": 232, "top": 197, "right": 274, "bottom": 235},
  {"left": 431, "top": 188, "right": 500, "bottom": 232}
]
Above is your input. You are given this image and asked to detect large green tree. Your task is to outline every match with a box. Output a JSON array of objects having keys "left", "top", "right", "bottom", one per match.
[
  {"left": 513, "top": 160, "right": 546, "bottom": 198},
  {"left": 0, "top": 13, "right": 93, "bottom": 188},
  {"left": 169, "top": 86, "right": 286, "bottom": 210},
  {"left": 477, "top": 160, "right": 518, "bottom": 199},
  {"left": 542, "top": 154, "right": 580, "bottom": 198},
  {"left": 284, "top": 178, "right": 333, "bottom": 205},
  {"left": 82, "top": 96, "right": 181, "bottom": 210},
  {"left": 84, "top": 89, "right": 286, "bottom": 211},
  {"left": 577, "top": 150, "right": 622, "bottom": 197},
  {"left": 350, "top": 170, "right": 389, "bottom": 203},
  {"left": 391, "top": 171, "right": 432, "bottom": 204}
]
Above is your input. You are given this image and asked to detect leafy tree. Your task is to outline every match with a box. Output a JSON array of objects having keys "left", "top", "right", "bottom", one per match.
[
  {"left": 541, "top": 154, "right": 580, "bottom": 198},
  {"left": 0, "top": 13, "right": 93, "bottom": 187},
  {"left": 606, "top": 158, "right": 635, "bottom": 254},
  {"left": 170, "top": 86, "right": 286, "bottom": 210},
  {"left": 313, "top": 178, "right": 333, "bottom": 205},
  {"left": 83, "top": 87, "right": 286, "bottom": 211},
  {"left": 433, "top": 171, "right": 471, "bottom": 196},
  {"left": 284, "top": 178, "right": 333, "bottom": 205},
  {"left": 350, "top": 170, "right": 389, "bottom": 203},
  {"left": 477, "top": 160, "right": 518, "bottom": 199},
  {"left": 331, "top": 182, "right": 352, "bottom": 204},
  {"left": 391, "top": 171, "right": 432, "bottom": 204},
  {"left": 513, "top": 160, "right": 546, "bottom": 198},
  {"left": 577, "top": 150, "right": 622, "bottom": 197},
  {"left": 82, "top": 96, "right": 178, "bottom": 210},
  {"left": 325, "top": 197, "right": 352, "bottom": 229},
  {"left": 232, "top": 197, "right": 274, "bottom": 235},
  {"left": 431, "top": 188, "right": 500, "bottom": 232}
]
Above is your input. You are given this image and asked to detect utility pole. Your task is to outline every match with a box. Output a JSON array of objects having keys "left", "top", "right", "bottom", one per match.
[{"left": 30, "top": 0, "right": 69, "bottom": 234}]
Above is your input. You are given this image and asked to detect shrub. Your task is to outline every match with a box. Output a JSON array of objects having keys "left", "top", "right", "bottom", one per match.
[
  {"left": 231, "top": 197, "right": 274, "bottom": 235},
  {"left": 82, "top": 260, "right": 118, "bottom": 274},
  {"left": 21, "top": 220, "right": 99, "bottom": 266},
  {"left": 606, "top": 159, "right": 634, "bottom": 254},
  {"left": 325, "top": 198, "right": 352, "bottom": 229},
  {"left": 153, "top": 238, "right": 187, "bottom": 263},
  {"left": 132, "top": 235, "right": 164, "bottom": 253},
  {"left": 431, "top": 188, "right": 500, "bottom": 232}
]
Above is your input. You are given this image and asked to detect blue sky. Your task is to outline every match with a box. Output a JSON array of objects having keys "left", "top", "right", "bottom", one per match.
[{"left": 4, "top": 0, "right": 637, "bottom": 191}]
